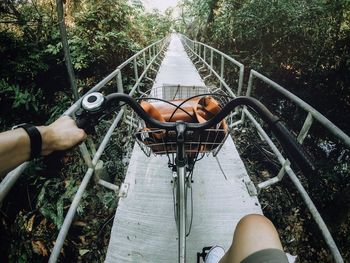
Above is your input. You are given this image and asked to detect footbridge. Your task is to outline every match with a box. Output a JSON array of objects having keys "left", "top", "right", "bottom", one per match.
[{"left": 1, "top": 34, "right": 349, "bottom": 263}]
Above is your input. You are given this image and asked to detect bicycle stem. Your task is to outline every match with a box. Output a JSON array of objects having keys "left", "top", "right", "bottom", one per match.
[{"left": 175, "top": 122, "right": 187, "bottom": 167}]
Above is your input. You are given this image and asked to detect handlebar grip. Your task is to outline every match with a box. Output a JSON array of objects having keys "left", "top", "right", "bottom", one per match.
[
  {"left": 73, "top": 93, "right": 316, "bottom": 177},
  {"left": 75, "top": 111, "right": 96, "bottom": 134},
  {"left": 75, "top": 115, "right": 88, "bottom": 130},
  {"left": 273, "top": 122, "right": 316, "bottom": 175}
]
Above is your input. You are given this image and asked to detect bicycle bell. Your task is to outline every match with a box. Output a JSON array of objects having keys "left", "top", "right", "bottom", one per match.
[{"left": 81, "top": 92, "right": 105, "bottom": 112}]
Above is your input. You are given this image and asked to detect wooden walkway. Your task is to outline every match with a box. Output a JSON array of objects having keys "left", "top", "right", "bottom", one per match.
[{"left": 105, "top": 34, "right": 262, "bottom": 262}]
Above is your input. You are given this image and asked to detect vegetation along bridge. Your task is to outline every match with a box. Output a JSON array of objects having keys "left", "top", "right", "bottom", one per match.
[{"left": 1, "top": 34, "right": 349, "bottom": 262}]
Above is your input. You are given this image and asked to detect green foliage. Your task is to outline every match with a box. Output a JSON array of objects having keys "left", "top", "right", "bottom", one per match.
[
  {"left": 46, "top": 43, "right": 62, "bottom": 56},
  {"left": 134, "top": 9, "right": 173, "bottom": 44},
  {"left": 48, "top": 91, "right": 74, "bottom": 122},
  {"left": 36, "top": 179, "right": 78, "bottom": 228},
  {"left": 177, "top": 1, "right": 350, "bottom": 260},
  {"left": 1, "top": 0, "right": 172, "bottom": 128},
  {"left": 1, "top": 1, "right": 172, "bottom": 261},
  {"left": 179, "top": 0, "right": 350, "bottom": 134},
  {"left": 0, "top": 79, "right": 41, "bottom": 111},
  {"left": 97, "top": 191, "right": 117, "bottom": 210}
]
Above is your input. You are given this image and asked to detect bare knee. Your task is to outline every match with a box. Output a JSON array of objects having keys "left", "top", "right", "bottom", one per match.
[
  {"left": 237, "top": 214, "right": 275, "bottom": 232},
  {"left": 224, "top": 214, "right": 283, "bottom": 263},
  {"left": 235, "top": 214, "right": 282, "bottom": 247},
  {"left": 238, "top": 214, "right": 266, "bottom": 224}
]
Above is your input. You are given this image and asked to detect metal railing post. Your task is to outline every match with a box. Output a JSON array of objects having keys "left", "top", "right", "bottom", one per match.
[
  {"left": 133, "top": 58, "right": 139, "bottom": 81},
  {"left": 143, "top": 51, "right": 147, "bottom": 76},
  {"left": 246, "top": 71, "right": 254, "bottom": 97},
  {"left": 297, "top": 112, "right": 313, "bottom": 144},
  {"left": 220, "top": 56, "right": 224, "bottom": 89},
  {"left": 117, "top": 69, "right": 124, "bottom": 94},
  {"left": 79, "top": 143, "right": 92, "bottom": 167},
  {"left": 0, "top": 36, "right": 167, "bottom": 216},
  {"left": 238, "top": 66, "right": 244, "bottom": 96},
  {"left": 0, "top": 163, "right": 28, "bottom": 204},
  {"left": 241, "top": 71, "right": 254, "bottom": 124},
  {"left": 49, "top": 168, "right": 94, "bottom": 263},
  {"left": 203, "top": 46, "right": 206, "bottom": 62}
]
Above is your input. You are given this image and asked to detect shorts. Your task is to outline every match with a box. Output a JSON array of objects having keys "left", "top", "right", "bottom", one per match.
[{"left": 241, "top": 248, "right": 289, "bottom": 263}]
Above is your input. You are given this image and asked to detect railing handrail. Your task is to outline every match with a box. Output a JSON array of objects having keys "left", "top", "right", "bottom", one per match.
[
  {"left": 0, "top": 37, "right": 170, "bottom": 263},
  {"left": 0, "top": 37, "right": 168, "bottom": 204},
  {"left": 49, "top": 36, "right": 170, "bottom": 262},
  {"left": 181, "top": 35, "right": 244, "bottom": 68},
  {"left": 179, "top": 34, "right": 244, "bottom": 98},
  {"left": 179, "top": 34, "right": 346, "bottom": 263},
  {"left": 247, "top": 70, "right": 350, "bottom": 148},
  {"left": 117, "top": 39, "right": 164, "bottom": 70},
  {"left": 64, "top": 37, "right": 168, "bottom": 116},
  {"left": 1, "top": 34, "right": 347, "bottom": 263}
]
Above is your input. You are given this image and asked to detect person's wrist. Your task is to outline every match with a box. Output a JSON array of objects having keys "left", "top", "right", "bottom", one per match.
[{"left": 37, "top": 125, "right": 54, "bottom": 156}]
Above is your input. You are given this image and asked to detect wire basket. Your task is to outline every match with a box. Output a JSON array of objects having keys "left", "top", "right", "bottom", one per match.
[
  {"left": 134, "top": 127, "right": 229, "bottom": 157},
  {"left": 146, "top": 85, "right": 209, "bottom": 101},
  {"left": 127, "top": 84, "right": 240, "bottom": 158}
]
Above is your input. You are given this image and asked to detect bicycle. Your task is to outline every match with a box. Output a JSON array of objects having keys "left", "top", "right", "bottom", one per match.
[{"left": 75, "top": 90, "right": 315, "bottom": 263}]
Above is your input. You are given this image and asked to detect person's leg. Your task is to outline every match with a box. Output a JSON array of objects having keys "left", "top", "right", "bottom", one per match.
[{"left": 219, "top": 214, "right": 284, "bottom": 263}]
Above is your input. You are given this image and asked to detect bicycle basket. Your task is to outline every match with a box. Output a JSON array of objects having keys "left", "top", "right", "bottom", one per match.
[{"left": 134, "top": 95, "right": 228, "bottom": 156}]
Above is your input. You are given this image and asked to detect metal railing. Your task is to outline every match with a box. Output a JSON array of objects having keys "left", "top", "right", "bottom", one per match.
[
  {"left": 180, "top": 35, "right": 347, "bottom": 263},
  {"left": 180, "top": 35, "right": 245, "bottom": 128},
  {"left": 242, "top": 70, "right": 349, "bottom": 263},
  {"left": 1, "top": 34, "right": 348, "bottom": 262},
  {"left": 49, "top": 36, "right": 170, "bottom": 262},
  {"left": 0, "top": 36, "right": 170, "bottom": 262},
  {"left": 180, "top": 35, "right": 244, "bottom": 99}
]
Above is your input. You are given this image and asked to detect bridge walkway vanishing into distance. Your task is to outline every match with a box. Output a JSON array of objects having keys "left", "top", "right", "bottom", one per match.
[
  {"left": 105, "top": 34, "right": 261, "bottom": 262},
  {"left": 1, "top": 34, "right": 349, "bottom": 263}
]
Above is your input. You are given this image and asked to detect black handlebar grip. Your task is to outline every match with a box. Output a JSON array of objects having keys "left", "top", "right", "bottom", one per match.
[
  {"left": 75, "top": 111, "right": 96, "bottom": 134},
  {"left": 273, "top": 122, "right": 316, "bottom": 176},
  {"left": 73, "top": 93, "right": 317, "bottom": 178},
  {"left": 75, "top": 115, "right": 88, "bottom": 130}
]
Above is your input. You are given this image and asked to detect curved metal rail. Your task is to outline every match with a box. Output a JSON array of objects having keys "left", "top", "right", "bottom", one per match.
[
  {"left": 179, "top": 34, "right": 347, "bottom": 263},
  {"left": 1, "top": 34, "right": 348, "bottom": 263},
  {"left": 0, "top": 36, "right": 170, "bottom": 262}
]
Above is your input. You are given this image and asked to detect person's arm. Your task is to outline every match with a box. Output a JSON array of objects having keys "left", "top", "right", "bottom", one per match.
[{"left": 0, "top": 116, "right": 87, "bottom": 175}]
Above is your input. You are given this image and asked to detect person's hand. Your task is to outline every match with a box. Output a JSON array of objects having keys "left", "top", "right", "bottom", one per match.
[{"left": 38, "top": 116, "right": 87, "bottom": 155}]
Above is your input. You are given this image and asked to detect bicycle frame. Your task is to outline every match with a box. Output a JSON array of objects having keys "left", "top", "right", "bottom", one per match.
[
  {"left": 175, "top": 121, "right": 188, "bottom": 263},
  {"left": 76, "top": 92, "right": 317, "bottom": 263}
]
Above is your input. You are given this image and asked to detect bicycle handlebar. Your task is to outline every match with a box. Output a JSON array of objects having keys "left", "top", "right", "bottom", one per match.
[{"left": 76, "top": 92, "right": 316, "bottom": 176}]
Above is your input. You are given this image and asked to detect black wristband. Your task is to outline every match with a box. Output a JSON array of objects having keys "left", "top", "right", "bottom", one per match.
[{"left": 13, "top": 124, "right": 42, "bottom": 159}]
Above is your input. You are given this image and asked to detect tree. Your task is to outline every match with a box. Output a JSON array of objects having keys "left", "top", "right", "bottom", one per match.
[{"left": 56, "top": 0, "right": 78, "bottom": 99}]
